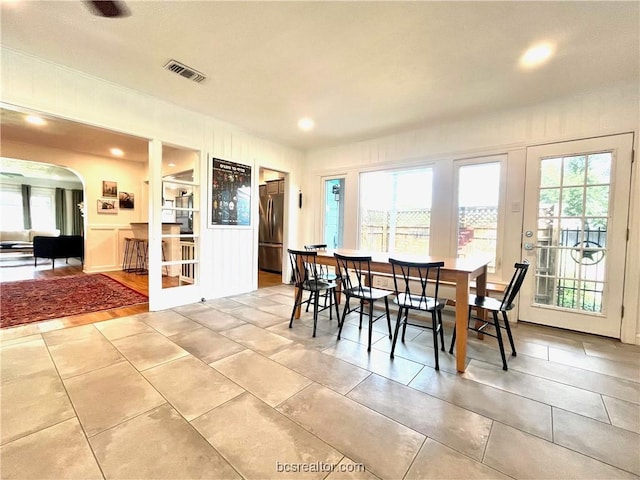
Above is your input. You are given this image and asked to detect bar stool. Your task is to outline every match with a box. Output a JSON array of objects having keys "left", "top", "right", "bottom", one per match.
[
  {"left": 134, "top": 239, "right": 148, "bottom": 275},
  {"left": 122, "top": 237, "right": 137, "bottom": 272}
]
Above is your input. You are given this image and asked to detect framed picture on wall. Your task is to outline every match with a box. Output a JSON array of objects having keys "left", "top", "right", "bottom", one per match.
[
  {"left": 209, "top": 157, "right": 252, "bottom": 227},
  {"left": 102, "top": 181, "right": 118, "bottom": 198},
  {"left": 119, "top": 191, "right": 134, "bottom": 209},
  {"left": 97, "top": 199, "right": 118, "bottom": 214}
]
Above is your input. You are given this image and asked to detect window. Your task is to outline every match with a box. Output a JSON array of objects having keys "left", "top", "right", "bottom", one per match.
[
  {"left": 359, "top": 167, "right": 433, "bottom": 254},
  {"left": 0, "top": 185, "right": 23, "bottom": 230},
  {"left": 30, "top": 187, "right": 56, "bottom": 230},
  {"left": 456, "top": 161, "right": 502, "bottom": 272},
  {"left": 323, "top": 178, "right": 344, "bottom": 249}
]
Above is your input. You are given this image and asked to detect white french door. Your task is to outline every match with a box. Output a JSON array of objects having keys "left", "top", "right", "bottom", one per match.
[{"left": 519, "top": 134, "right": 633, "bottom": 338}]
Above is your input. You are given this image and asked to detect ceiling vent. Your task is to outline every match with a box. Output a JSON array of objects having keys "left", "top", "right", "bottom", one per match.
[{"left": 163, "top": 60, "right": 207, "bottom": 83}]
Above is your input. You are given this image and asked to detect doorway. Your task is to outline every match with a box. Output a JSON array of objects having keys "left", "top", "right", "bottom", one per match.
[
  {"left": 519, "top": 133, "right": 633, "bottom": 338},
  {"left": 258, "top": 167, "right": 286, "bottom": 288}
]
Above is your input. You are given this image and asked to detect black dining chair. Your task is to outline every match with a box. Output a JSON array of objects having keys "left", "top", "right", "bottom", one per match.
[
  {"left": 287, "top": 248, "right": 340, "bottom": 337},
  {"left": 449, "top": 261, "right": 529, "bottom": 370},
  {"left": 389, "top": 258, "right": 448, "bottom": 370},
  {"left": 334, "top": 253, "right": 393, "bottom": 352},
  {"left": 304, "top": 244, "right": 337, "bottom": 313}
]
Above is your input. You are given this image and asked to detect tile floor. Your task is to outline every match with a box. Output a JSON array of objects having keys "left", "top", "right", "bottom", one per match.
[{"left": 1, "top": 283, "right": 639, "bottom": 479}]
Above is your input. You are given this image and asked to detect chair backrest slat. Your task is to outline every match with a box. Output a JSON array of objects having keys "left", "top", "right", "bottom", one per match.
[
  {"left": 334, "top": 253, "right": 373, "bottom": 296},
  {"left": 288, "top": 248, "right": 319, "bottom": 287},
  {"left": 500, "top": 261, "right": 530, "bottom": 309},
  {"left": 389, "top": 258, "right": 444, "bottom": 309}
]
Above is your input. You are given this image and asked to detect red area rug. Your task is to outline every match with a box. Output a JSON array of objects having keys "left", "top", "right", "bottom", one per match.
[{"left": 1, "top": 274, "right": 148, "bottom": 328}]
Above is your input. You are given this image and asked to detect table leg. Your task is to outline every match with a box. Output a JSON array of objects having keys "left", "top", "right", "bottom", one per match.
[
  {"left": 455, "top": 272, "right": 470, "bottom": 373},
  {"left": 294, "top": 286, "right": 302, "bottom": 319},
  {"left": 474, "top": 268, "right": 488, "bottom": 339}
]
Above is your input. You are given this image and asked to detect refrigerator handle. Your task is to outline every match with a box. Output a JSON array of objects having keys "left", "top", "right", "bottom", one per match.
[{"left": 268, "top": 198, "right": 273, "bottom": 238}]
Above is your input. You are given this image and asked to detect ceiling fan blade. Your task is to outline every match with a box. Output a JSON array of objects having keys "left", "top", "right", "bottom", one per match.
[{"left": 85, "top": 0, "right": 130, "bottom": 18}]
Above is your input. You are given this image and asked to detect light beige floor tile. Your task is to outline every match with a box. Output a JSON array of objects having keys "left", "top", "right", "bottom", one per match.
[
  {"left": 228, "top": 293, "right": 280, "bottom": 308},
  {"left": 169, "top": 326, "right": 246, "bottom": 363},
  {"left": 0, "top": 333, "right": 42, "bottom": 347},
  {"left": 337, "top": 322, "right": 389, "bottom": 347},
  {"left": 90, "top": 403, "right": 239, "bottom": 479},
  {"left": 323, "top": 338, "right": 425, "bottom": 385},
  {"left": 514, "top": 324, "right": 588, "bottom": 352},
  {"left": 405, "top": 438, "right": 511, "bottom": 479},
  {"left": 211, "top": 350, "right": 312, "bottom": 406},
  {"left": 204, "top": 297, "right": 244, "bottom": 312},
  {"left": 187, "top": 308, "right": 247, "bottom": 331},
  {"left": 267, "top": 321, "right": 342, "bottom": 350},
  {"left": 553, "top": 408, "right": 640, "bottom": 475},
  {"left": 0, "top": 418, "right": 103, "bottom": 479},
  {"left": 324, "top": 458, "right": 380, "bottom": 480},
  {"left": 44, "top": 326, "right": 124, "bottom": 379},
  {"left": 260, "top": 293, "right": 297, "bottom": 305},
  {"left": 371, "top": 335, "right": 465, "bottom": 373},
  {"left": 484, "top": 422, "right": 637, "bottom": 479},
  {"left": 143, "top": 355, "right": 244, "bottom": 421},
  {"left": 277, "top": 383, "right": 425, "bottom": 480},
  {"left": 348, "top": 374, "right": 492, "bottom": 461},
  {"left": 271, "top": 344, "right": 370, "bottom": 394},
  {"left": 229, "top": 305, "right": 287, "bottom": 328},
  {"left": 549, "top": 347, "right": 640, "bottom": 383},
  {"left": 111, "top": 331, "right": 189, "bottom": 371},
  {"left": 64, "top": 361, "right": 166, "bottom": 436},
  {"left": 583, "top": 342, "right": 640, "bottom": 365},
  {"left": 93, "top": 314, "right": 155, "bottom": 340},
  {"left": 1, "top": 370, "right": 75, "bottom": 445},
  {"left": 140, "top": 309, "right": 202, "bottom": 336},
  {"left": 603, "top": 395, "right": 640, "bottom": 433},
  {"left": 0, "top": 338, "right": 55, "bottom": 383},
  {"left": 219, "top": 323, "right": 293, "bottom": 355},
  {"left": 507, "top": 352, "right": 640, "bottom": 405},
  {"left": 409, "top": 367, "right": 552, "bottom": 440},
  {"left": 257, "top": 302, "right": 296, "bottom": 319},
  {"left": 42, "top": 324, "right": 97, "bottom": 345},
  {"left": 193, "top": 392, "right": 342, "bottom": 479},
  {"left": 171, "top": 302, "right": 213, "bottom": 315},
  {"left": 463, "top": 360, "right": 609, "bottom": 422}
]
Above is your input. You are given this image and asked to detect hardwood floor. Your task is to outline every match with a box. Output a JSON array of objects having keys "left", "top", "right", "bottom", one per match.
[{"left": 258, "top": 269, "right": 284, "bottom": 288}]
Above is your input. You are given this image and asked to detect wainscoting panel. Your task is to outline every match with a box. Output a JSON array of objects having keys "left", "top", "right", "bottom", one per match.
[{"left": 85, "top": 225, "right": 131, "bottom": 273}]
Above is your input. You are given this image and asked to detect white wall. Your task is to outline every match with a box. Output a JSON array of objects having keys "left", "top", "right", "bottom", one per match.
[
  {"left": 1, "top": 47, "right": 303, "bottom": 302},
  {"left": 302, "top": 81, "right": 639, "bottom": 343}
]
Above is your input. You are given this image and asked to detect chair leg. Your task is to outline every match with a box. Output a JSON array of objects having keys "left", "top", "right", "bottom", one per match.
[
  {"left": 312, "top": 289, "right": 320, "bottom": 337},
  {"left": 438, "top": 310, "right": 445, "bottom": 351},
  {"left": 333, "top": 288, "right": 340, "bottom": 321},
  {"left": 431, "top": 310, "right": 440, "bottom": 370},
  {"left": 289, "top": 288, "right": 304, "bottom": 329},
  {"left": 337, "top": 298, "right": 350, "bottom": 340},
  {"left": 493, "top": 310, "right": 508, "bottom": 370},
  {"left": 367, "top": 299, "right": 374, "bottom": 352},
  {"left": 306, "top": 291, "right": 313, "bottom": 312},
  {"left": 502, "top": 311, "right": 517, "bottom": 357},
  {"left": 449, "top": 325, "right": 456, "bottom": 354},
  {"left": 358, "top": 300, "right": 364, "bottom": 330},
  {"left": 384, "top": 296, "right": 392, "bottom": 339},
  {"left": 390, "top": 307, "right": 404, "bottom": 359},
  {"left": 401, "top": 313, "right": 408, "bottom": 342}
]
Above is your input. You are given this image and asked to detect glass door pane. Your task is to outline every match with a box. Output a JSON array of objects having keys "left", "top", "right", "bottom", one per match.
[{"left": 324, "top": 178, "right": 344, "bottom": 249}]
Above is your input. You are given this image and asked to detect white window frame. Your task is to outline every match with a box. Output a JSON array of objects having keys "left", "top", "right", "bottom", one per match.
[
  {"left": 29, "top": 186, "right": 56, "bottom": 230},
  {"left": 0, "top": 184, "right": 24, "bottom": 230},
  {"left": 451, "top": 155, "right": 508, "bottom": 279},
  {"left": 357, "top": 165, "right": 434, "bottom": 254}
]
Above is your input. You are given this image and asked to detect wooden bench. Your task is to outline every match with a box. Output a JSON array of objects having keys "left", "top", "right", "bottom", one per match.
[{"left": 369, "top": 272, "right": 506, "bottom": 306}]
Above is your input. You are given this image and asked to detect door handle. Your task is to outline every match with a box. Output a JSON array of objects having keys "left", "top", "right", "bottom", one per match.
[{"left": 524, "top": 242, "right": 536, "bottom": 251}]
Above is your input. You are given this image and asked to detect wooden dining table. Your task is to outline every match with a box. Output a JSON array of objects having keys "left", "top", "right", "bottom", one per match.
[{"left": 294, "top": 248, "right": 490, "bottom": 373}]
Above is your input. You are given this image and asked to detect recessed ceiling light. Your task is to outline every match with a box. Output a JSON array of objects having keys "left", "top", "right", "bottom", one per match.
[
  {"left": 168, "top": 162, "right": 176, "bottom": 167},
  {"left": 25, "top": 115, "right": 46, "bottom": 126},
  {"left": 110, "top": 148, "right": 124, "bottom": 157},
  {"left": 520, "top": 42, "right": 554, "bottom": 68},
  {"left": 298, "top": 117, "right": 315, "bottom": 131}
]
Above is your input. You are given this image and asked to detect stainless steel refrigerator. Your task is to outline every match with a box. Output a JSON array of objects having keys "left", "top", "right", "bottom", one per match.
[{"left": 258, "top": 179, "right": 284, "bottom": 273}]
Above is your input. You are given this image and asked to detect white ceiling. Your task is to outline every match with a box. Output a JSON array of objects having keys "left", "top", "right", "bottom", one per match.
[{"left": 1, "top": 1, "right": 638, "bottom": 152}]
